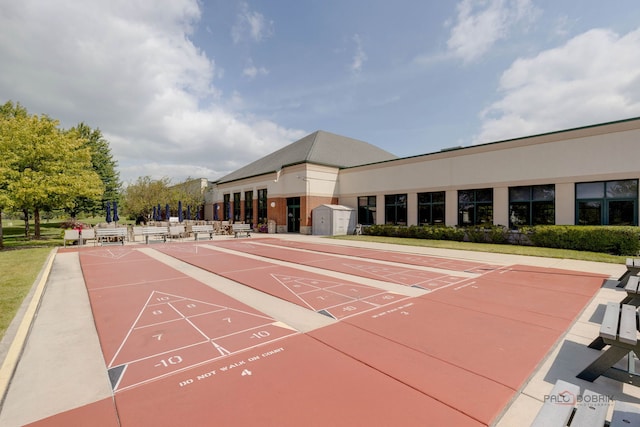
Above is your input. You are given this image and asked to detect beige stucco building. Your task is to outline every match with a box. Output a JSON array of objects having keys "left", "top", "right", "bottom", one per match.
[{"left": 205, "top": 118, "right": 640, "bottom": 234}]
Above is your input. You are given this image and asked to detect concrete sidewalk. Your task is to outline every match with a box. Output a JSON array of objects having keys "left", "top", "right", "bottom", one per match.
[{"left": 0, "top": 235, "right": 635, "bottom": 426}]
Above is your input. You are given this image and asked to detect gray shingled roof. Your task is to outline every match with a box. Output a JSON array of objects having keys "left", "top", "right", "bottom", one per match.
[{"left": 216, "top": 130, "right": 397, "bottom": 184}]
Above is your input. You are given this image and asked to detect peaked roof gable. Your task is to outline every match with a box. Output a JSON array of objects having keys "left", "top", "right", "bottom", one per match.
[{"left": 216, "top": 130, "right": 397, "bottom": 183}]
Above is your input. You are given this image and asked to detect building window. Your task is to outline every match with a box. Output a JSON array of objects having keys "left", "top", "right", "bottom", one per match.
[
  {"left": 257, "top": 189, "right": 268, "bottom": 224},
  {"left": 576, "top": 179, "right": 638, "bottom": 225},
  {"left": 385, "top": 194, "right": 407, "bottom": 225},
  {"left": 233, "top": 192, "right": 241, "bottom": 222},
  {"left": 244, "top": 191, "right": 253, "bottom": 224},
  {"left": 458, "top": 189, "right": 493, "bottom": 226},
  {"left": 358, "top": 196, "right": 376, "bottom": 225},
  {"left": 418, "top": 192, "right": 445, "bottom": 225},
  {"left": 223, "top": 194, "right": 231, "bottom": 221},
  {"left": 509, "top": 185, "right": 555, "bottom": 228}
]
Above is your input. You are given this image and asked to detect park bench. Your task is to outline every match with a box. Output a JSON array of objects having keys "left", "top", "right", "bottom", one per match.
[
  {"left": 96, "top": 228, "right": 127, "bottom": 245},
  {"left": 141, "top": 226, "right": 168, "bottom": 244},
  {"left": 232, "top": 223, "right": 251, "bottom": 238},
  {"left": 81, "top": 228, "right": 96, "bottom": 246},
  {"left": 192, "top": 224, "right": 214, "bottom": 240},
  {"left": 168, "top": 225, "right": 186, "bottom": 241},
  {"left": 63, "top": 230, "right": 80, "bottom": 247},
  {"left": 531, "top": 379, "right": 640, "bottom": 426},
  {"left": 578, "top": 302, "right": 640, "bottom": 385}
]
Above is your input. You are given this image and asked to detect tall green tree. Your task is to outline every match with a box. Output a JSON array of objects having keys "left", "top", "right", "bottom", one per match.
[
  {"left": 68, "top": 123, "right": 121, "bottom": 217},
  {"left": 0, "top": 102, "right": 28, "bottom": 247},
  {"left": 123, "top": 176, "right": 173, "bottom": 221},
  {"left": 0, "top": 102, "right": 104, "bottom": 239}
]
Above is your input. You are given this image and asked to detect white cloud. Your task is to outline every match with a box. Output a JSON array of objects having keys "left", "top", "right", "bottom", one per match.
[
  {"left": 350, "top": 34, "right": 367, "bottom": 75},
  {"left": 447, "top": 0, "right": 539, "bottom": 63},
  {"left": 475, "top": 28, "right": 640, "bottom": 143},
  {"left": 0, "top": 0, "right": 303, "bottom": 183},
  {"left": 231, "top": 2, "right": 274, "bottom": 44},
  {"left": 243, "top": 58, "right": 269, "bottom": 80}
]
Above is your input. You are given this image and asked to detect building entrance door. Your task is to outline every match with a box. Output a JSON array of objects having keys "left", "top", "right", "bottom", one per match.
[{"left": 287, "top": 197, "right": 300, "bottom": 233}]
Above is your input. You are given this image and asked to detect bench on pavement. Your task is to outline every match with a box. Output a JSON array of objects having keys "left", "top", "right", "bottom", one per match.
[
  {"left": 232, "top": 223, "right": 251, "bottom": 238},
  {"left": 81, "top": 228, "right": 96, "bottom": 246},
  {"left": 168, "top": 225, "right": 186, "bottom": 241},
  {"left": 63, "top": 230, "right": 80, "bottom": 247},
  {"left": 531, "top": 379, "right": 640, "bottom": 426},
  {"left": 192, "top": 224, "right": 214, "bottom": 240},
  {"left": 141, "top": 226, "right": 168, "bottom": 244},
  {"left": 96, "top": 228, "right": 127, "bottom": 245},
  {"left": 578, "top": 302, "right": 640, "bottom": 385}
]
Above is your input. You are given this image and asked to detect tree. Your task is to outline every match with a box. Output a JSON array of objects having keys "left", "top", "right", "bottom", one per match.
[
  {"left": 0, "top": 103, "right": 104, "bottom": 239},
  {"left": 122, "top": 176, "right": 173, "bottom": 221},
  {"left": 122, "top": 176, "right": 205, "bottom": 222},
  {"left": 0, "top": 102, "right": 28, "bottom": 247},
  {"left": 68, "top": 123, "right": 121, "bottom": 217}
]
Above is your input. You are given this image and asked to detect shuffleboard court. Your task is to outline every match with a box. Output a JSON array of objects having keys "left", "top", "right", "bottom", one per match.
[
  {"left": 156, "top": 243, "right": 410, "bottom": 319},
  {"left": 208, "top": 240, "right": 468, "bottom": 290},
  {"left": 77, "top": 249, "right": 299, "bottom": 393},
  {"left": 112, "top": 333, "right": 484, "bottom": 427},
  {"left": 335, "top": 265, "right": 606, "bottom": 391},
  {"left": 258, "top": 238, "right": 502, "bottom": 273}
]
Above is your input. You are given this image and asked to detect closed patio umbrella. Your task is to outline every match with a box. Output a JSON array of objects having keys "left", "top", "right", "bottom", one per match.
[
  {"left": 178, "top": 201, "right": 183, "bottom": 222},
  {"left": 186, "top": 205, "right": 191, "bottom": 221},
  {"left": 157, "top": 204, "right": 161, "bottom": 221},
  {"left": 105, "top": 202, "right": 112, "bottom": 223},
  {"left": 165, "top": 203, "right": 170, "bottom": 220},
  {"left": 153, "top": 206, "right": 157, "bottom": 221},
  {"left": 113, "top": 201, "right": 119, "bottom": 223}
]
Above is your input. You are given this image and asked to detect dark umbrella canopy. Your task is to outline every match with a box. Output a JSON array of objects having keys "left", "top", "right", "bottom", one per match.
[
  {"left": 105, "top": 202, "right": 112, "bottom": 223},
  {"left": 165, "top": 204, "right": 170, "bottom": 220},
  {"left": 214, "top": 204, "right": 218, "bottom": 221},
  {"left": 157, "top": 204, "right": 161, "bottom": 221},
  {"left": 178, "top": 201, "right": 183, "bottom": 222},
  {"left": 113, "top": 201, "right": 119, "bottom": 223},
  {"left": 186, "top": 205, "right": 191, "bottom": 221},
  {"left": 153, "top": 206, "right": 157, "bottom": 221}
]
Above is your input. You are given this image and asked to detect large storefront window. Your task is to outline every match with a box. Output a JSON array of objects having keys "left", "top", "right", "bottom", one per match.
[
  {"left": 418, "top": 192, "right": 445, "bottom": 225},
  {"left": 358, "top": 196, "right": 376, "bottom": 225},
  {"left": 223, "top": 194, "right": 231, "bottom": 221},
  {"left": 576, "top": 180, "right": 638, "bottom": 225},
  {"left": 509, "top": 185, "right": 555, "bottom": 228},
  {"left": 233, "top": 192, "right": 241, "bottom": 222},
  {"left": 458, "top": 189, "right": 493, "bottom": 226},
  {"left": 385, "top": 194, "right": 407, "bottom": 225},
  {"left": 257, "top": 189, "right": 268, "bottom": 224},
  {"left": 244, "top": 191, "right": 253, "bottom": 224}
]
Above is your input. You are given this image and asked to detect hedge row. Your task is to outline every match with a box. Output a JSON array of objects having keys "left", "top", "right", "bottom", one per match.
[{"left": 362, "top": 224, "right": 640, "bottom": 256}]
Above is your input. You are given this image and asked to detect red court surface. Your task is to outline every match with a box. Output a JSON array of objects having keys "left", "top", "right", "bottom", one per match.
[
  {"left": 19, "top": 240, "right": 608, "bottom": 426},
  {"left": 156, "top": 243, "right": 409, "bottom": 319},
  {"left": 208, "top": 239, "right": 468, "bottom": 290},
  {"left": 258, "top": 238, "right": 502, "bottom": 273}
]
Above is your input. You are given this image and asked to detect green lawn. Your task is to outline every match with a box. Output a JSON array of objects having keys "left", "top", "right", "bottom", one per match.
[{"left": 0, "top": 248, "right": 51, "bottom": 340}]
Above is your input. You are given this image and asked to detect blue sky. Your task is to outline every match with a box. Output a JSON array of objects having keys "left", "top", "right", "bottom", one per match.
[{"left": 2, "top": 1, "right": 640, "bottom": 184}]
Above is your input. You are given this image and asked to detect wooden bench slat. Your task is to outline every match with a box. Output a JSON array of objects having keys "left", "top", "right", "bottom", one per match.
[
  {"left": 619, "top": 304, "right": 638, "bottom": 345},
  {"left": 570, "top": 389, "right": 608, "bottom": 427},
  {"left": 531, "top": 380, "right": 580, "bottom": 427},
  {"left": 624, "top": 276, "right": 640, "bottom": 294},
  {"left": 600, "top": 302, "right": 621, "bottom": 341},
  {"left": 610, "top": 400, "right": 640, "bottom": 427}
]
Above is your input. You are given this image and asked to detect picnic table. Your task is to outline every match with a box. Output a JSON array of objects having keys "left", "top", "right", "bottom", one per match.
[
  {"left": 577, "top": 302, "right": 640, "bottom": 385},
  {"left": 531, "top": 379, "right": 640, "bottom": 426}
]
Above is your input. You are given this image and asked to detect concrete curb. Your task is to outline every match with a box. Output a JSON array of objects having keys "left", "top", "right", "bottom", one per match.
[{"left": 0, "top": 248, "right": 57, "bottom": 406}]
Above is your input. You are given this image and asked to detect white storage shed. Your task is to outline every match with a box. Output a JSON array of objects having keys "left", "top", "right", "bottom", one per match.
[{"left": 312, "top": 204, "right": 356, "bottom": 236}]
